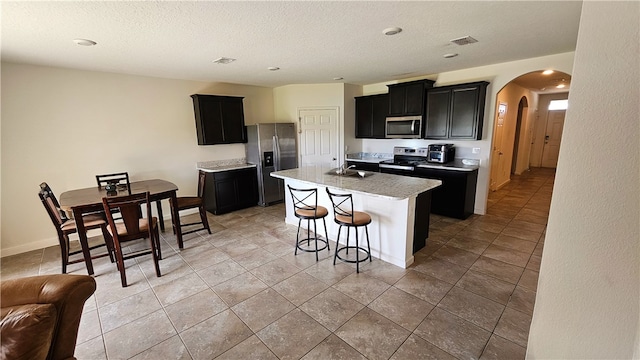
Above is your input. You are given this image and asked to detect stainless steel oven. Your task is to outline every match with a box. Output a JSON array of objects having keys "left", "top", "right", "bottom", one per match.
[
  {"left": 385, "top": 116, "right": 422, "bottom": 139},
  {"left": 378, "top": 146, "right": 429, "bottom": 176}
]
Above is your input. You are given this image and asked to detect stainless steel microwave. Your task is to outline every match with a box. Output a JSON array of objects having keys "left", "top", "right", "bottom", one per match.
[{"left": 385, "top": 116, "right": 422, "bottom": 139}]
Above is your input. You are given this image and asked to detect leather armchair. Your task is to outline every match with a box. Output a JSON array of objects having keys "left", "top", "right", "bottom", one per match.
[{"left": 0, "top": 274, "right": 96, "bottom": 360}]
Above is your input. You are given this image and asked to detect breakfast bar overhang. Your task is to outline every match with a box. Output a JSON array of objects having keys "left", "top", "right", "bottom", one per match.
[{"left": 271, "top": 166, "right": 442, "bottom": 268}]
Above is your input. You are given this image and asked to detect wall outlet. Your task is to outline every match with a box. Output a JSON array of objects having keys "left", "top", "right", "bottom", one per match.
[{"left": 472, "top": 147, "right": 481, "bottom": 154}]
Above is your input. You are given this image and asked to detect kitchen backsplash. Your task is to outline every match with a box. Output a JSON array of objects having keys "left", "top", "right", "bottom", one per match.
[{"left": 346, "top": 152, "right": 393, "bottom": 160}]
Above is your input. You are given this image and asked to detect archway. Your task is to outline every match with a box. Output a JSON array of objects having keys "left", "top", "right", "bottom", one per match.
[{"left": 489, "top": 70, "right": 571, "bottom": 191}]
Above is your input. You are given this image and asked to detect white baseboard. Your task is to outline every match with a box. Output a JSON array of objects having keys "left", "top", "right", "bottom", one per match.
[
  {"left": 1, "top": 212, "right": 183, "bottom": 258},
  {"left": 1, "top": 236, "right": 60, "bottom": 258}
]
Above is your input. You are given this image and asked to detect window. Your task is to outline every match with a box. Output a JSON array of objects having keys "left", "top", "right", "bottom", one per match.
[{"left": 548, "top": 99, "right": 568, "bottom": 110}]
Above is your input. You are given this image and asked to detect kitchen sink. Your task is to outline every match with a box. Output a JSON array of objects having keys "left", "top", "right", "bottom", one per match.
[{"left": 325, "top": 169, "right": 372, "bottom": 178}]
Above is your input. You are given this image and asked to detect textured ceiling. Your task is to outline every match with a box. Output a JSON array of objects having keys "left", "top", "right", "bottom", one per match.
[{"left": 1, "top": 1, "right": 582, "bottom": 89}]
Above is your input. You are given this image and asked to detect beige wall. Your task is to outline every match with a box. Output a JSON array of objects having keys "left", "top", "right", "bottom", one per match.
[
  {"left": 273, "top": 83, "right": 344, "bottom": 123},
  {"left": 361, "top": 52, "right": 574, "bottom": 215},
  {"left": 273, "top": 83, "right": 350, "bottom": 162},
  {"left": 492, "top": 82, "right": 538, "bottom": 188},
  {"left": 0, "top": 62, "right": 274, "bottom": 256},
  {"left": 527, "top": 1, "right": 639, "bottom": 358}
]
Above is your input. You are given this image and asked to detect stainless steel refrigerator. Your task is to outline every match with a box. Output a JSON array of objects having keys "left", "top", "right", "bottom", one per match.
[{"left": 245, "top": 123, "right": 298, "bottom": 206}]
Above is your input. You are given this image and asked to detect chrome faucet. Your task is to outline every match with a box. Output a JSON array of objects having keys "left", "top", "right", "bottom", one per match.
[{"left": 337, "top": 164, "right": 356, "bottom": 175}]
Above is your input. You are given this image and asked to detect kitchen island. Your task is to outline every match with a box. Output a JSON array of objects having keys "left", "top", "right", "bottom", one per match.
[{"left": 271, "top": 166, "right": 441, "bottom": 268}]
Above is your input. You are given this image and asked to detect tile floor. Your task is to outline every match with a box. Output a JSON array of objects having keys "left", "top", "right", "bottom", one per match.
[{"left": 1, "top": 167, "right": 554, "bottom": 359}]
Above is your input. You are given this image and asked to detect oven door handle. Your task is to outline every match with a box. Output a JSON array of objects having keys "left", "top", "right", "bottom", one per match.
[{"left": 379, "top": 164, "right": 415, "bottom": 171}]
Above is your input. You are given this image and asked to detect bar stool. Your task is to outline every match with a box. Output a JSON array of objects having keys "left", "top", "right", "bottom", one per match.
[
  {"left": 325, "top": 188, "right": 372, "bottom": 273},
  {"left": 288, "top": 186, "right": 331, "bottom": 261}
]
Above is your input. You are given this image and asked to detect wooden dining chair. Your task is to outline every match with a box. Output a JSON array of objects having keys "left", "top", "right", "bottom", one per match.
[
  {"left": 96, "top": 172, "right": 167, "bottom": 231},
  {"left": 96, "top": 172, "right": 131, "bottom": 195},
  {"left": 174, "top": 170, "right": 211, "bottom": 243},
  {"left": 38, "top": 182, "right": 115, "bottom": 274},
  {"left": 102, "top": 191, "right": 162, "bottom": 287}
]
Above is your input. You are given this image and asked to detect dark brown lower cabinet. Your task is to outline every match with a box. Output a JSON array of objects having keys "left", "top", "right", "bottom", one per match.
[
  {"left": 346, "top": 161, "right": 380, "bottom": 172},
  {"left": 415, "top": 168, "right": 478, "bottom": 219},
  {"left": 203, "top": 167, "right": 258, "bottom": 215},
  {"left": 413, "top": 191, "right": 432, "bottom": 253}
]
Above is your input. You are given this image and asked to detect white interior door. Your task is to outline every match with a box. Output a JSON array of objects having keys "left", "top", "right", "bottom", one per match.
[
  {"left": 298, "top": 107, "right": 339, "bottom": 167},
  {"left": 490, "top": 103, "right": 507, "bottom": 191},
  {"left": 541, "top": 110, "right": 566, "bottom": 168},
  {"left": 490, "top": 122, "right": 504, "bottom": 191}
]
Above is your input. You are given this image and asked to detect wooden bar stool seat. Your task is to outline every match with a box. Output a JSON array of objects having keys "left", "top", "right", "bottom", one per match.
[
  {"left": 326, "top": 188, "right": 372, "bottom": 273},
  {"left": 288, "top": 186, "right": 330, "bottom": 261}
]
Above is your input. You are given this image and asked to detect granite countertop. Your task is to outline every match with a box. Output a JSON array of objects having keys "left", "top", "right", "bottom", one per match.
[
  {"left": 196, "top": 158, "right": 256, "bottom": 172},
  {"left": 271, "top": 166, "right": 441, "bottom": 200},
  {"left": 346, "top": 153, "right": 479, "bottom": 171},
  {"left": 346, "top": 152, "right": 393, "bottom": 163},
  {"left": 416, "top": 159, "right": 480, "bottom": 172}
]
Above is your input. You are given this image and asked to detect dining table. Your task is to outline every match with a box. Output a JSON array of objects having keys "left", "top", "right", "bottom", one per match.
[{"left": 59, "top": 179, "right": 185, "bottom": 275}]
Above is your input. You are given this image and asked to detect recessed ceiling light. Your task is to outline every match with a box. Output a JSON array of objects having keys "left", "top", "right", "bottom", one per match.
[
  {"left": 333, "top": 77, "right": 343, "bottom": 81},
  {"left": 542, "top": 70, "right": 554, "bottom": 75},
  {"left": 212, "top": 57, "right": 236, "bottom": 64},
  {"left": 382, "top": 27, "right": 402, "bottom": 36},
  {"left": 443, "top": 53, "right": 459, "bottom": 59},
  {"left": 73, "top": 38, "right": 96, "bottom": 46},
  {"left": 556, "top": 84, "right": 566, "bottom": 89},
  {"left": 267, "top": 67, "right": 280, "bottom": 71}
]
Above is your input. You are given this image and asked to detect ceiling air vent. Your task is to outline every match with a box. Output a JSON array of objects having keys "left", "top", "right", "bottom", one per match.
[
  {"left": 212, "top": 57, "right": 236, "bottom": 64},
  {"left": 450, "top": 36, "right": 478, "bottom": 46}
]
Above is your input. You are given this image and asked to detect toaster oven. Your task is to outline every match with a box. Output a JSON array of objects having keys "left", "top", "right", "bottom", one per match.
[{"left": 427, "top": 144, "right": 455, "bottom": 163}]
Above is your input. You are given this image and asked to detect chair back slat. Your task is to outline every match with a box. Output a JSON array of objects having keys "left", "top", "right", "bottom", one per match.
[
  {"left": 119, "top": 203, "right": 143, "bottom": 234},
  {"left": 96, "top": 172, "right": 131, "bottom": 194},
  {"left": 197, "top": 170, "right": 207, "bottom": 198},
  {"left": 288, "top": 186, "right": 319, "bottom": 214},
  {"left": 326, "top": 188, "right": 354, "bottom": 221},
  {"left": 38, "top": 182, "right": 69, "bottom": 226},
  {"left": 102, "top": 192, "right": 150, "bottom": 241}
]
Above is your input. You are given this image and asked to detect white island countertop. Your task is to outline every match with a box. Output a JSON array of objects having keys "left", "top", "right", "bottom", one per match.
[{"left": 271, "top": 166, "right": 441, "bottom": 200}]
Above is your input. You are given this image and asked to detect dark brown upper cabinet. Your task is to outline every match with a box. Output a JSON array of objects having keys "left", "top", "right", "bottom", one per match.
[
  {"left": 424, "top": 81, "right": 489, "bottom": 140},
  {"left": 355, "top": 93, "right": 388, "bottom": 139},
  {"left": 191, "top": 94, "right": 247, "bottom": 145},
  {"left": 387, "top": 79, "right": 435, "bottom": 116}
]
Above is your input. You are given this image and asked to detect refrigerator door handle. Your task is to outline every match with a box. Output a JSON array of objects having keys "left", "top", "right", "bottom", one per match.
[{"left": 273, "top": 135, "right": 281, "bottom": 170}]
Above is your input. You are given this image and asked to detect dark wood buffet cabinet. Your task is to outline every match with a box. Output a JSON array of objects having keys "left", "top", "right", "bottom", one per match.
[{"left": 203, "top": 167, "right": 258, "bottom": 215}]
